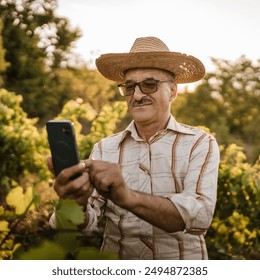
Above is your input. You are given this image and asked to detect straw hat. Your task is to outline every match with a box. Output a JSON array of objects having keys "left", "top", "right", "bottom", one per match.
[{"left": 95, "top": 36, "right": 205, "bottom": 84}]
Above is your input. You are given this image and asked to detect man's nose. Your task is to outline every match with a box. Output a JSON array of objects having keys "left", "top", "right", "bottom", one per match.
[{"left": 133, "top": 85, "right": 146, "bottom": 100}]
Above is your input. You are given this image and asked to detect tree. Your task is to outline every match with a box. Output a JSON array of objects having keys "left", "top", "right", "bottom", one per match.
[
  {"left": 172, "top": 56, "right": 260, "bottom": 162},
  {"left": 0, "top": 0, "right": 82, "bottom": 119},
  {"left": 209, "top": 57, "right": 260, "bottom": 161},
  {"left": 206, "top": 144, "right": 260, "bottom": 259},
  {"left": 0, "top": 19, "right": 9, "bottom": 86},
  {"left": 0, "top": 88, "right": 49, "bottom": 199}
]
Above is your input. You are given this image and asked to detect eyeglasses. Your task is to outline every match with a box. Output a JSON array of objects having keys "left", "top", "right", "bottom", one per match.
[{"left": 117, "top": 79, "right": 173, "bottom": 96}]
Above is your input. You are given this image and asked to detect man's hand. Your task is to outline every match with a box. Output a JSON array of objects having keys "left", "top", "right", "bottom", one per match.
[
  {"left": 46, "top": 156, "right": 94, "bottom": 205},
  {"left": 84, "top": 159, "right": 130, "bottom": 207}
]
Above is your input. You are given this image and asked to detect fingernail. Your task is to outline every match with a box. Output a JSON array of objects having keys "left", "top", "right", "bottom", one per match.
[{"left": 79, "top": 162, "right": 86, "bottom": 169}]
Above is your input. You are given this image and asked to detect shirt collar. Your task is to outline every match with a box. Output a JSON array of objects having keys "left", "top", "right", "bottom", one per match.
[{"left": 118, "top": 115, "right": 195, "bottom": 146}]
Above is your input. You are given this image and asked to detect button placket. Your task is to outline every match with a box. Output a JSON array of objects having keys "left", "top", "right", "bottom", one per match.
[{"left": 138, "top": 142, "right": 154, "bottom": 256}]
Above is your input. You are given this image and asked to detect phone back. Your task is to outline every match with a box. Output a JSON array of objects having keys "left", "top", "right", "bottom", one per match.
[{"left": 46, "top": 120, "right": 80, "bottom": 177}]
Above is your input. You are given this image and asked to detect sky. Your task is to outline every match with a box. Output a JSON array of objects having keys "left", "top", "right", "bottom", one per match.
[{"left": 56, "top": 0, "right": 260, "bottom": 72}]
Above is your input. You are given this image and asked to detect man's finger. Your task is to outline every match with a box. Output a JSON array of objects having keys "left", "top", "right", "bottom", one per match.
[
  {"left": 56, "top": 162, "right": 86, "bottom": 184},
  {"left": 83, "top": 159, "right": 96, "bottom": 170},
  {"left": 46, "top": 155, "right": 54, "bottom": 173}
]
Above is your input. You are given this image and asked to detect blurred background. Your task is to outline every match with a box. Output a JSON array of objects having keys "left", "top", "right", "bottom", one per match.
[{"left": 0, "top": 0, "right": 259, "bottom": 260}]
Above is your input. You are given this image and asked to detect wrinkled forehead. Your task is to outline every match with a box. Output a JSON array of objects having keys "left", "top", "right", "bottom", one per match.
[{"left": 124, "top": 68, "right": 175, "bottom": 81}]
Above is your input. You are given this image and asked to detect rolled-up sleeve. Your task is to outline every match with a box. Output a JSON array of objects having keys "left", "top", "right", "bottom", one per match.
[{"left": 168, "top": 134, "right": 219, "bottom": 235}]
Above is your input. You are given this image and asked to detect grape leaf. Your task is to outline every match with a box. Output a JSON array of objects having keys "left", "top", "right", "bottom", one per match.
[
  {"left": 6, "top": 186, "right": 34, "bottom": 215},
  {"left": 55, "top": 199, "right": 85, "bottom": 229}
]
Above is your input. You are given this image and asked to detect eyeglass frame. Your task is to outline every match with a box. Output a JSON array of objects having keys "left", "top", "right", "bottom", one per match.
[{"left": 117, "top": 79, "right": 173, "bottom": 96}]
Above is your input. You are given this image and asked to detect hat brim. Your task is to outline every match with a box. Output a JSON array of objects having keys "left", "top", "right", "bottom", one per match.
[{"left": 96, "top": 52, "right": 205, "bottom": 83}]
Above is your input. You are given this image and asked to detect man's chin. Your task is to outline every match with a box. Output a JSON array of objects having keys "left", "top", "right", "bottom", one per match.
[{"left": 131, "top": 113, "right": 152, "bottom": 124}]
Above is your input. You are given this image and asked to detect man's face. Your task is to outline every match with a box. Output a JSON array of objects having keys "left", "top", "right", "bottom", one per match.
[{"left": 124, "top": 68, "right": 177, "bottom": 126}]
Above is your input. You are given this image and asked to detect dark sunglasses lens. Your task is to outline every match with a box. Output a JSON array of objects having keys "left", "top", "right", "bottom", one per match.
[{"left": 140, "top": 80, "right": 157, "bottom": 93}]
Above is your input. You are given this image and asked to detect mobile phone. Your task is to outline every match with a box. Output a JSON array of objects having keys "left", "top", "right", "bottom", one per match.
[{"left": 46, "top": 120, "right": 81, "bottom": 179}]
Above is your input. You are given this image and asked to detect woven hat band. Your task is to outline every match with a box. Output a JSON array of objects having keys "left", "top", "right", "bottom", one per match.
[{"left": 129, "top": 37, "right": 170, "bottom": 53}]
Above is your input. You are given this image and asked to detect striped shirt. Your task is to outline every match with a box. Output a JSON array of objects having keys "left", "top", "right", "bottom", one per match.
[{"left": 85, "top": 115, "right": 219, "bottom": 259}]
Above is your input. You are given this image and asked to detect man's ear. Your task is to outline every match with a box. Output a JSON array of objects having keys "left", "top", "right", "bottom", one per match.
[{"left": 169, "top": 83, "right": 178, "bottom": 102}]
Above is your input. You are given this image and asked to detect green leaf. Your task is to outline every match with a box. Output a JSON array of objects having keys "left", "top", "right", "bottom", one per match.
[
  {"left": 55, "top": 199, "right": 85, "bottom": 229},
  {"left": 0, "top": 221, "right": 9, "bottom": 232},
  {"left": 75, "top": 247, "right": 117, "bottom": 260},
  {"left": 0, "top": 206, "right": 4, "bottom": 216},
  {"left": 15, "top": 240, "right": 66, "bottom": 260},
  {"left": 6, "top": 186, "right": 34, "bottom": 215}
]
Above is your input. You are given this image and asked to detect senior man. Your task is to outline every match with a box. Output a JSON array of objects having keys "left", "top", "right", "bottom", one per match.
[{"left": 49, "top": 36, "right": 219, "bottom": 260}]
